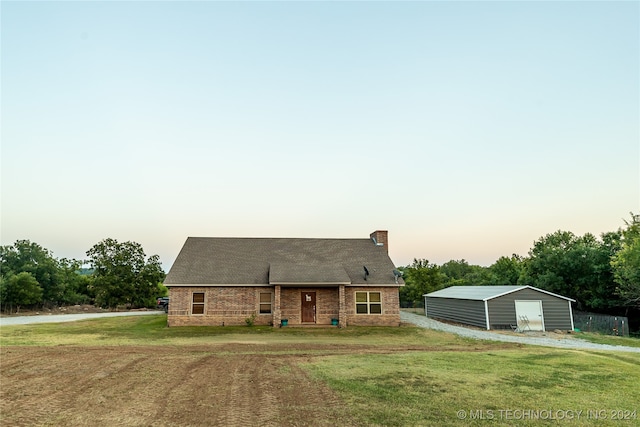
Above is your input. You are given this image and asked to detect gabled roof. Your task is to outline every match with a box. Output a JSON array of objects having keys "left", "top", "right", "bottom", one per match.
[
  {"left": 423, "top": 285, "right": 575, "bottom": 302},
  {"left": 165, "top": 236, "right": 403, "bottom": 286}
]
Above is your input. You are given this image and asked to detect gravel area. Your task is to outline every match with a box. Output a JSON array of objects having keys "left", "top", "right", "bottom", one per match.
[{"left": 401, "top": 311, "right": 640, "bottom": 353}]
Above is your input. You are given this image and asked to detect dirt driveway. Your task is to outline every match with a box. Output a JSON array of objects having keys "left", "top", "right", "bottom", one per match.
[{"left": 1, "top": 344, "right": 356, "bottom": 427}]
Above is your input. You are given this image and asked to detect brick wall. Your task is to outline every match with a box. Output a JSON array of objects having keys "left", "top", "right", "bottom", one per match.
[
  {"left": 167, "top": 285, "right": 401, "bottom": 327},
  {"left": 167, "top": 287, "right": 274, "bottom": 327},
  {"left": 344, "top": 286, "right": 401, "bottom": 326}
]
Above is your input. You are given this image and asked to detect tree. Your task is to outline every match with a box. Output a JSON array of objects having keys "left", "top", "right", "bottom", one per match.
[
  {"left": 0, "top": 272, "right": 43, "bottom": 313},
  {"left": 58, "top": 258, "right": 92, "bottom": 305},
  {"left": 612, "top": 213, "right": 640, "bottom": 308},
  {"left": 523, "top": 230, "right": 621, "bottom": 311},
  {"left": 86, "top": 239, "right": 165, "bottom": 309},
  {"left": 489, "top": 254, "right": 525, "bottom": 286},
  {"left": 440, "top": 259, "right": 492, "bottom": 287},
  {"left": 0, "top": 240, "right": 64, "bottom": 306},
  {"left": 439, "top": 259, "right": 472, "bottom": 286},
  {"left": 399, "top": 259, "right": 445, "bottom": 306}
]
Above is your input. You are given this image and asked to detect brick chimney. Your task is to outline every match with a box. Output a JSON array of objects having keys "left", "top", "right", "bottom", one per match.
[{"left": 370, "top": 230, "right": 388, "bottom": 252}]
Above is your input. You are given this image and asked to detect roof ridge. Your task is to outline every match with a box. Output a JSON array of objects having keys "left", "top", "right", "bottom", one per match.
[{"left": 186, "top": 236, "right": 372, "bottom": 241}]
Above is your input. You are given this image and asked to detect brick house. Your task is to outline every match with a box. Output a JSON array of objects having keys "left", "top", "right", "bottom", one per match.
[{"left": 164, "top": 230, "right": 403, "bottom": 327}]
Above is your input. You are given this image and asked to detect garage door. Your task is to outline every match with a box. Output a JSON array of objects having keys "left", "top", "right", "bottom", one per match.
[{"left": 514, "top": 300, "right": 545, "bottom": 331}]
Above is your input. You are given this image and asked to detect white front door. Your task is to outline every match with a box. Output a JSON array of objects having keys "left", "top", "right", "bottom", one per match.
[{"left": 515, "top": 300, "right": 545, "bottom": 331}]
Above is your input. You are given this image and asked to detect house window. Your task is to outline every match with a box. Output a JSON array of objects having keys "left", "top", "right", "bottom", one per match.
[
  {"left": 355, "top": 291, "right": 382, "bottom": 314},
  {"left": 192, "top": 292, "right": 205, "bottom": 315},
  {"left": 259, "top": 292, "right": 272, "bottom": 314}
]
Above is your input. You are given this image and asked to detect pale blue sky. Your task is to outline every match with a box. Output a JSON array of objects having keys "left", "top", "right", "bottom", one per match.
[{"left": 2, "top": 1, "right": 638, "bottom": 271}]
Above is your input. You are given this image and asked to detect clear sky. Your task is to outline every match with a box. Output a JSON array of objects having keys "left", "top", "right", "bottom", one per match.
[{"left": 2, "top": 1, "right": 638, "bottom": 271}]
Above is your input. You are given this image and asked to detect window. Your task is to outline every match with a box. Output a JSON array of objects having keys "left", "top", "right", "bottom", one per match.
[
  {"left": 192, "top": 292, "right": 205, "bottom": 315},
  {"left": 355, "top": 291, "right": 382, "bottom": 314},
  {"left": 259, "top": 292, "right": 272, "bottom": 314}
]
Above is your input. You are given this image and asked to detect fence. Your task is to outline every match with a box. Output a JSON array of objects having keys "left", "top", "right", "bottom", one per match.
[{"left": 573, "top": 311, "right": 630, "bottom": 337}]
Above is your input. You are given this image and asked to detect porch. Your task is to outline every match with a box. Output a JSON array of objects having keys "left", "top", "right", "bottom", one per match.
[{"left": 273, "top": 285, "right": 347, "bottom": 328}]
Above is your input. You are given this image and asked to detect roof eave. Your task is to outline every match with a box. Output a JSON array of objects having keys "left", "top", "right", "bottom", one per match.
[
  {"left": 271, "top": 281, "right": 351, "bottom": 287},
  {"left": 424, "top": 285, "right": 576, "bottom": 302},
  {"left": 165, "top": 283, "right": 273, "bottom": 287}
]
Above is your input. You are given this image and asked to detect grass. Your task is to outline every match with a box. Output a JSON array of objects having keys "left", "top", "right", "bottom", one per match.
[
  {"left": 2, "top": 314, "right": 639, "bottom": 426},
  {"left": 0, "top": 314, "right": 481, "bottom": 348},
  {"left": 575, "top": 332, "right": 640, "bottom": 348},
  {"left": 306, "top": 349, "right": 640, "bottom": 426}
]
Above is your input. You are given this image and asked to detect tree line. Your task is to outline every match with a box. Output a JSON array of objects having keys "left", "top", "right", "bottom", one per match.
[
  {"left": 3, "top": 214, "right": 638, "bottom": 329},
  {"left": 399, "top": 213, "right": 640, "bottom": 332},
  {"left": 0, "top": 238, "right": 166, "bottom": 313}
]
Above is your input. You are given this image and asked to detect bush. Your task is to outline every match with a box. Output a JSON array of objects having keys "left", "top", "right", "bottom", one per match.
[{"left": 245, "top": 312, "right": 257, "bottom": 326}]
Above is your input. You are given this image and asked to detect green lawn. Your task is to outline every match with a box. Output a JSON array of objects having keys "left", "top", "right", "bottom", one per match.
[
  {"left": 306, "top": 349, "right": 640, "bottom": 426},
  {"left": 2, "top": 315, "right": 639, "bottom": 426},
  {"left": 0, "top": 314, "right": 475, "bottom": 347},
  {"left": 575, "top": 332, "right": 640, "bottom": 348}
]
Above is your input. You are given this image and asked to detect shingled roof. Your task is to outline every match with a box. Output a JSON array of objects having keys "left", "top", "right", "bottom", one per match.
[{"left": 165, "top": 235, "right": 403, "bottom": 287}]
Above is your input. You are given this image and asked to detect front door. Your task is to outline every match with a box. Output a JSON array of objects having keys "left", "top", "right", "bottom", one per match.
[
  {"left": 301, "top": 292, "right": 316, "bottom": 323},
  {"left": 515, "top": 300, "right": 545, "bottom": 331}
]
